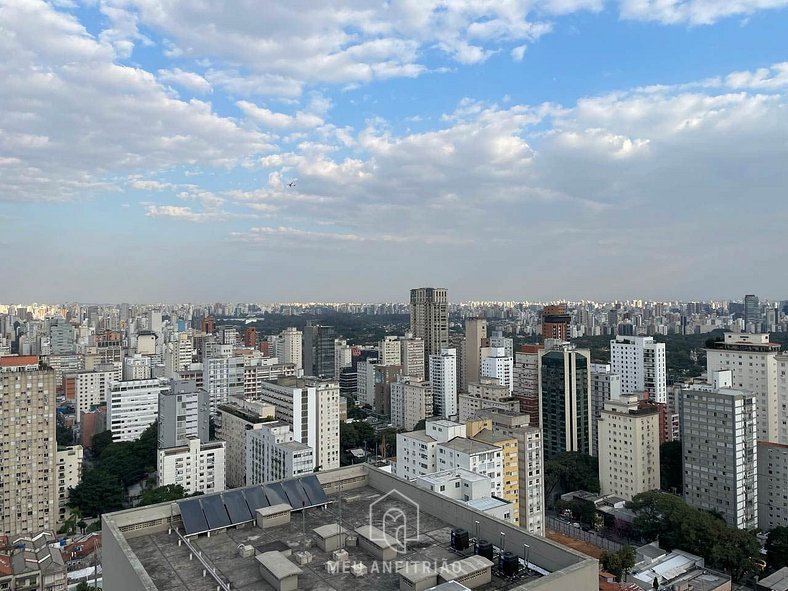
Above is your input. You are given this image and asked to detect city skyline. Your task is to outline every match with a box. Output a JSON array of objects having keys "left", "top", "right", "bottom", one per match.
[{"left": 1, "top": 1, "right": 787, "bottom": 302}]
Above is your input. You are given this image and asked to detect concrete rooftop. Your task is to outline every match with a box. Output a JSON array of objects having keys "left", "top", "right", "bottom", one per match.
[{"left": 125, "top": 485, "right": 543, "bottom": 591}]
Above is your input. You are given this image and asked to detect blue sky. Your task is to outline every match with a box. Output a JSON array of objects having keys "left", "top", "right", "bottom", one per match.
[{"left": 1, "top": 0, "right": 787, "bottom": 303}]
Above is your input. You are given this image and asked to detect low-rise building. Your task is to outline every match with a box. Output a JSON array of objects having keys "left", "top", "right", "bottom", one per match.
[
  {"left": 56, "top": 446, "right": 83, "bottom": 525},
  {"left": 0, "top": 531, "right": 68, "bottom": 591}
]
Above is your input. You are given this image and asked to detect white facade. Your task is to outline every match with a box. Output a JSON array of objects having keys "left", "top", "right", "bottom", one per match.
[
  {"left": 277, "top": 327, "right": 303, "bottom": 370},
  {"left": 334, "top": 339, "right": 352, "bottom": 379},
  {"left": 780, "top": 354, "right": 788, "bottom": 444},
  {"left": 436, "top": 438, "right": 503, "bottom": 498},
  {"left": 681, "top": 371, "right": 758, "bottom": 529},
  {"left": 415, "top": 468, "right": 492, "bottom": 502},
  {"left": 489, "top": 331, "right": 514, "bottom": 359},
  {"left": 256, "top": 377, "right": 340, "bottom": 471},
  {"left": 758, "top": 442, "right": 788, "bottom": 531},
  {"left": 245, "top": 421, "right": 314, "bottom": 485},
  {"left": 157, "top": 438, "right": 226, "bottom": 495},
  {"left": 590, "top": 363, "right": 622, "bottom": 457},
  {"left": 108, "top": 378, "right": 170, "bottom": 442},
  {"left": 390, "top": 377, "right": 433, "bottom": 430},
  {"left": 610, "top": 336, "right": 667, "bottom": 404},
  {"left": 242, "top": 356, "right": 297, "bottom": 398},
  {"left": 481, "top": 347, "right": 513, "bottom": 393},
  {"left": 203, "top": 352, "right": 245, "bottom": 413},
  {"left": 400, "top": 334, "right": 425, "bottom": 381},
  {"left": 163, "top": 332, "right": 193, "bottom": 377},
  {"left": 56, "top": 445, "right": 83, "bottom": 524},
  {"left": 357, "top": 358, "right": 378, "bottom": 407},
  {"left": 458, "top": 378, "right": 517, "bottom": 422},
  {"left": 215, "top": 398, "right": 277, "bottom": 488},
  {"left": 68, "top": 369, "right": 114, "bottom": 421},
  {"left": 123, "top": 354, "right": 152, "bottom": 381},
  {"left": 598, "top": 395, "right": 660, "bottom": 501},
  {"left": 378, "top": 336, "right": 402, "bottom": 366},
  {"left": 430, "top": 348, "right": 458, "bottom": 418},
  {"left": 396, "top": 419, "right": 466, "bottom": 480},
  {"left": 706, "top": 332, "right": 780, "bottom": 443}
]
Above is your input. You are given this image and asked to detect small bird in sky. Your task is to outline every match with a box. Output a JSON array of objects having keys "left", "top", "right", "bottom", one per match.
[{"left": 287, "top": 179, "right": 297, "bottom": 188}]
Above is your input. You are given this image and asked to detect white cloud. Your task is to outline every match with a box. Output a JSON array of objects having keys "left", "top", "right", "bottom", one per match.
[
  {"left": 157, "top": 68, "right": 212, "bottom": 94},
  {"left": 144, "top": 205, "right": 252, "bottom": 222},
  {"left": 237, "top": 101, "right": 324, "bottom": 129},
  {"left": 618, "top": 0, "right": 788, "bottom": 24},
  {"left": 511, "top": 45, "right": 527, "bottom": 61},
  {"left": 0, "top": 0, "right": 273, "bottom": 202}
]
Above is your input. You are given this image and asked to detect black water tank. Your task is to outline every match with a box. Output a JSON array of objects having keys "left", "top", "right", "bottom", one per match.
[
  {"left": 450, "top": 528, "right": 469, "bottom": 551},
  {"left": 499, "top": 551, "right": 519, "bottom": 576},
  {"left": 475, "top": 539, "right": 494, "bottom": 560}
]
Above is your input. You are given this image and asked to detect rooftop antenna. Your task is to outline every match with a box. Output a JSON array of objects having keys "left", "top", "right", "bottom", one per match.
[{"left": 301, "top": 501, "right": 307, "bottom": 553}]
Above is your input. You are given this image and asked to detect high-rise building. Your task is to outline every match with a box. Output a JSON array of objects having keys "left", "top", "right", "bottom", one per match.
[
  {"left": 48, "top": 318, "right": 75, "bottom": 355},
  {"left": 243, "top": 326, "right": 257, "bottom": 348},
  {"left": 256, "top": 377, "right": 340, "bottom": 472},
  {"left": 378, "top": 335, "right": 402, "bottom": 366},
  {"left": 276, "top": 327, "right": 303, "bottom": 370},
  {"left": 744, "top": 294, "right": 761, "bottom": 332},
  {"left": 356, "top": 357, "right": 378, "bottom": 407},
  {"left": 215, "top": 398, "right": 277, "bottom": 488},
  {"left": 597, "top": 395, "right": 660, "bottom": 501},
  {"left": 0, "top": 356, "right": 57, "bottom": 535},
  {"left": 56, "top": 445, "right": 83, "bottom": 525},
  {"left": 466, "top": 421, "right": 520, "bottom": 526},
  {"left": 157, "top": 438, "right": 226, "bottom": 495},
  {"left": 158, "top": 379, "right": 210, "bottom": 449},
  {"left": 246, "top": 421, "right": 313, "bottom": 485},
  {"left": 430, "top": 348, "right": 458, "bottom": 418},
  {"left": 706, "top": 332, "right": 780, "bottom": 442},
  {"left": 303, "top": 322, "right": 336, "bottom": 378},
  {"left": 779, "top": 353, "right": 788, "bottom": 444},
  {"left": 334, "top": 339, "right": 352, "bottom": 379},
  {"left": 400, "top": 333, "right": 425, "bottom": 381},
  {"left": 513, "top": 344, "right": 542, "bottom": 423},
  {"left": 201, "top": 316, "right": 216, "bottom": 334},
  {"left": 390, "top": 376, "right": 433, "bottom": 430},
  {"left": 539, "top": 344, "right": 592, "bottom": 459},
  {"left": 481, "top": 347, "right": 513, "bottom": 392},
  {"left": 489, "top": 330, "right": 514, "bottom": 359},
  {"left": 202, "top": 347, "right": 245, "bottom": 413},
  {"left": 542, "top": 304, "right": 570, "bottom": 341},
  {"left": 590, "top": 363, "right": 622, "bottom": 457},
  {"left": 108, "top": 378, "right": 170, "bottom": 442},
  {"left": 610, "top": 335, "right": 667, "bottom": 404},
  {"left": 410, "top": 288, "right": 448, "bottom": 378},
  {"left": 468, "top": 410, "right": 544, "bottom": 535},
  {"left": 464, "top": 318, "right": 487, "bottom": 391},
  {"left": 373, "top": 364, "right": 403, "bottom": 416},
  {"left": 163, "top": 332, "right": 194, "bottom": 377},
  {"left": 64, "top": 369, "right": 115, "bottom": 422},
  {"left": 681, "top": 370, "right": 757, "bottom": 530},
  {"left": 758, "top": 441, "right": 788, "bottom": 531},
  {"left": 458, "top": 378, "right": 519, "bottom": 422}
]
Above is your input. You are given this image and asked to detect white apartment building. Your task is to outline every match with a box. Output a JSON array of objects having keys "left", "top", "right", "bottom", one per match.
[
  {"left": 215, "top": 398, "right": 277, "bottom": 488},
  {"left": 256, "top": 377, "right": 340, "bottom": 471},
  {"left": 597, "top": 395, "right": 660, "bottom": 501},
  {"left": 158, "top": 380, "right": 210, "bottom": 449},
  {"left": 396, "top": 419, "right": 466, "bottom": 480},
  {"left": 108, "top": 378, "right": 170, "bottom": 442},
  {"left": 245, "top": 421, "right": 314, "bottom": 485},
  {"left": 610, "top": 335, "right": 667, "bottom": 404},
  {"left": 590, "top": 363, "right": 622, "bottom": 457},
  {"left": 242, "top": 356, "right": 296, "bottom": 398},
  {"left": 137, "top": 332, "right": 157, "bottom": 356},
  {"left": 203, "top": 351, "right": 245, "bottom": 413},
  {"left": 334, "top": 339, "right": 352, "bottom": 379},
  {"left": 65, "top": 369, "right": 114, "bottom": 421},
  {"left": 276, "top": 327, "right": 303, "bottom": 370},
  {"left": 706, "top": 332, "right": 780, "bottom": 443},
  {"left": 681, "top": 371, "right": 758, "bottom": 529},
  {"left": 758, "top": 441, "right": 788, "bottom": 531},
  {"left": 416, "top": 468, "right": 492, "bottom": 501},
  {"left": 458, "top": 378, "right": 518, "bottom": 422},
  {"left": 378, "top": 336, "right": 402, "bottom": 366},
  {"left": 436, "top": 438, "right": 504, "bottom": 498},
  {"left": 357, "top": 358, "right": 378, "bottom": 407},
  {"left": 123, "top": 354, "right": 152, "bottom": 381},
  {"left": 157, "top": 438, "right": 226, "bottom": 495},
  {"left": 163, "top": 332, "right": 193, "bottom": 377},
  {"left": 400, "top": 334, "right": 425, "bottom": 381},
  {"left": 780, "top": 354, "right": 788, "bottom": 443},
  {"left": 390, "top": 376, "right": 433, "bottom": 430},
  {"left": 489, "top": 331, "right": 514, "bottom": 359},
  {"left": 481, "top": 347, "right": 513, "bottom": 393},
  {"left": 430, "top": 348, "right": 458, "bottom": 419},
  {"left": 56, "top": 445, "right": 83, "bottom": 524}
]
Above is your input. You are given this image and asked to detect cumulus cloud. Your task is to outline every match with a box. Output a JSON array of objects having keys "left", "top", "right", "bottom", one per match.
[
  {"left": 237, "top": 101, "right": 324, "bottom": 129},
  {"left": 144, "top": 205, "right": 253, "bottom": 222},
  {"left": 618, "top": 0, "right": 788, "bottom": 24},
  {"left": 157, "top": 68, "right": 212, "bottom": 94},
  {"left": 0, "top": 0, "right": 272, "bottom": 201}
]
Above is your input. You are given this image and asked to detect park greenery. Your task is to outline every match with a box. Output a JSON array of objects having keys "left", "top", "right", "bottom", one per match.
[
  {"left": 659, "top": 441, "right": 683, "bottom": 494},
  {"left": 766, "top": 527, "right": 788, "bottom": 572},
  {"left": 544, "top": 452, "right": 600, "bottom": 504},
  {"left": 627, "top": 490, "right": 761, "bottom": 581},
  {"left": 68, "top": 422, "right": 160, "bottom": 517}
]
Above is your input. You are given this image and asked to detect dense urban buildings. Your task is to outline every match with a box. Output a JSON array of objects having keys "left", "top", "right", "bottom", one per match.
[{"left": 610, "top": 335, "right": 667, "bottom": 404}]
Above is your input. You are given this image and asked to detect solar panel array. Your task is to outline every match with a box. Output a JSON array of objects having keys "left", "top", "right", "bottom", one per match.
[{"left": 177, "top": 474, "right": 330, "bottom": 535}]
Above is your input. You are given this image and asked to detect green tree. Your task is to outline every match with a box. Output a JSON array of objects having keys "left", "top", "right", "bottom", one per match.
[
  {"left": 659, "top": 440, "right": 683, "bottom": 494},
  {"left": 766, "top": 527, "right": 788, "bottom": 571},
  {"left": 138, "top": 484, "right": 187, "bottom": 507},
  {"left": 601, "top": 545, "right": 636, "bottom": 582},
  {"left": 544, "top": 452, "right": 600, "bottom": 501},
  {"left": 90, "top": 430, "right": 113, "bottom": 456},
  {"left": 76, "top": 582, "right": 98, "bottom": 591},
  {"left": 68, "top": 469, "right": 124, "bottom": 517},
  {"left": 57, "top": 423, "right": 74, "bottom": 447}
]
